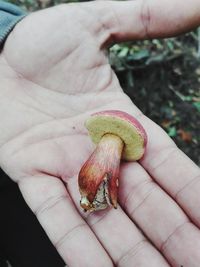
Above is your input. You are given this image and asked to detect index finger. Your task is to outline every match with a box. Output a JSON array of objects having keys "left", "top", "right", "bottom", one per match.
[{"left": 90, "top": 0, "right": 200, "bottom": 43}]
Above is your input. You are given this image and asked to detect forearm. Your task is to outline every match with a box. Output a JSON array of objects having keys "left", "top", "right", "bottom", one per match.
[{"left": 0, "top": 1, "right": 26, "bottom": 47}]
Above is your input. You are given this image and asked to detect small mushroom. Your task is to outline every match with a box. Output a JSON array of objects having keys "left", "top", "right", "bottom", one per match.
[{"left": 78, "top": 110, "right": 147, "bottom": 212}]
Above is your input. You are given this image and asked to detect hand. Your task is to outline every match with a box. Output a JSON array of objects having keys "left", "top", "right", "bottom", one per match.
[{"left": 0, "top": 1, "right": 200, "bottom": 266}]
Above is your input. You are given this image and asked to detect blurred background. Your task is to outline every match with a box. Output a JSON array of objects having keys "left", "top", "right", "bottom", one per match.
[{"left": 6, "top": 0, "right": 200, "bottom": 165}]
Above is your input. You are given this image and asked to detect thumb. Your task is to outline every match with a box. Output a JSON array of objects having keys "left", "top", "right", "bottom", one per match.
[{"left": 90, "top": 0, "right": 200, "bottom": 44}]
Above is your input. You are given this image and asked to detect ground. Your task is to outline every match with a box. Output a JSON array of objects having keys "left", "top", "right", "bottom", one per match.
[{"left": 111, "top": 36, "right": 200, "bottom": 165}]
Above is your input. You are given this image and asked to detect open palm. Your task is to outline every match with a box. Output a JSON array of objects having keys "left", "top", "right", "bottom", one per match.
[{"left": 0, "top": 1, "right": 200, "bottom": 266}]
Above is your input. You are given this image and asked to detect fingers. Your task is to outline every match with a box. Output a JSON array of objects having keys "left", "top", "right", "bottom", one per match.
[
  {"left": 93, "top": 0, "right": 200, "bottom": 44},
  {"left": 67, "top": 175, "right": 170, "bottom": 267},
  {"left": 19, "top": 173, "right": 170, "bottom": 267},
  {"left": 138, "top": 115, "right": 200, "bottom": 228},
  {"left": 119, "top": 161, "right": 200, "bottom": 266},
  {"left": 18, "top": 175, "right": 113, "bottom": 267}
]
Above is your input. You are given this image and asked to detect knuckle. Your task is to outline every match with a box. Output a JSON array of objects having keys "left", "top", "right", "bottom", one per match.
[{"left": 35, "top": 194, "right": 68, "bottom": 216}]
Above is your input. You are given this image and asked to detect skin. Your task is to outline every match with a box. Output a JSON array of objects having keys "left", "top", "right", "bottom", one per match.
[{"left": 0, "top": 0, "right": 200, "bottom": 266}]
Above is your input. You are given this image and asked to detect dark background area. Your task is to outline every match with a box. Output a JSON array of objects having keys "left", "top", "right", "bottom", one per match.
[{"left": 6, "top": 0, "right": 200, "bottom": 165}]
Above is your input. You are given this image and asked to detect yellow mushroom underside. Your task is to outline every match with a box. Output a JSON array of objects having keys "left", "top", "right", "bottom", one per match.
[{"left": 85, "top": 115, "right": 145, "bottom": 161}]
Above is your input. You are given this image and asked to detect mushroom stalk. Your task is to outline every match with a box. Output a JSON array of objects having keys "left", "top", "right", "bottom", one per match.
[{"left": 78, "top": 133, "right": 124, "bottom": 211}]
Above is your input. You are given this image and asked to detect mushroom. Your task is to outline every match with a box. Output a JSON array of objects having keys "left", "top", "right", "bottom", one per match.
[{"left": 78, "top": 110, "right": 147, "bottom": 212}]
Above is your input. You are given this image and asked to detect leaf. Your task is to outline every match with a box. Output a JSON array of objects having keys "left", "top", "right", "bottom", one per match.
[
  {"left": 152, "top": 39, "right": 163, "bottom": 49},
  {"left": 110, "top": 44, "right": 121, "bottom": 53},
  {"left": 195, "top": 67, "right": 200, "bottom": 75},
  {"left": 128, "top": 49, "right": 149, "bottom": 61},
  {"left": 118, "top": 47, "right": 129, "bottom": 58},
  {"left": 168, "top": 126, "right": 177, "bottom": 137},
  {"left": 173, "top": 67, "right": 182, "bottom": 76},
  {"left": 178, "top": 129, "right": 192, "bottom": 142},
  {"left": 161, "top": 120, "right": 171, "bottom": 128},
  {"left": 167, "top": 40, "right": 174, "bottom": 51},
  {"left": 146, "top": 51, "right": 168, "bottom": 64},
  {"left": 183, "top": 95, "right": 193, "bottom": 101},
  {"left": 193, "top": 102, "right": 200, "bottom": 112}
]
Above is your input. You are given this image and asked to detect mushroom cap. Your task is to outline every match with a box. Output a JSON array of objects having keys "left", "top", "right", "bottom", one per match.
[{"left": 85, "top": 110, "right": 147, "bottom": 161}]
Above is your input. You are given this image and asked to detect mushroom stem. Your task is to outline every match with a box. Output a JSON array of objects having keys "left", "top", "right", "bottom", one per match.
[{"left": 78, "top": 133, "right": 124, "bottom": 211}]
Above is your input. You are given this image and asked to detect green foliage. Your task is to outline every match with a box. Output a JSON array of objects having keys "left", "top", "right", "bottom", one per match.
[
  {"left": 193, "top": 102, "right": 200, "bottom": 112},
  {"left": 167, "top": 126, "right": 177, "bottom": 137}
]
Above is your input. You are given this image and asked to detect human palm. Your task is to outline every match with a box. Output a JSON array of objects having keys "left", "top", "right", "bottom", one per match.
[{"left": 0, "top": 1, "right": 200, "bottom": 266}]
